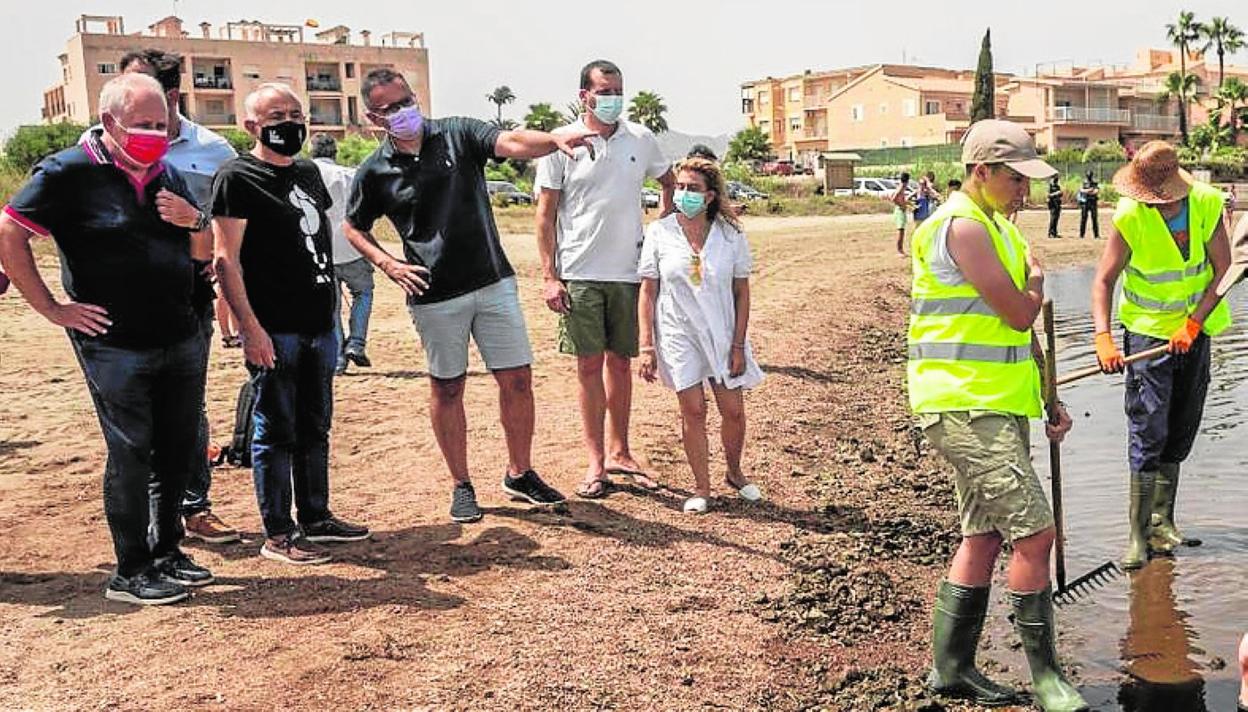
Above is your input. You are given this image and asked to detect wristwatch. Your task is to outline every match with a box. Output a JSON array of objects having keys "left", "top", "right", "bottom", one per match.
[{"left": 193, "top": 209, "right": 211, "bottom": 232}]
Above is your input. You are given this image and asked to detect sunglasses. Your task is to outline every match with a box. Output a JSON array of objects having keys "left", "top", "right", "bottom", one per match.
[{"left": 690, "top": 253, "right": 702, "bottom": 286}]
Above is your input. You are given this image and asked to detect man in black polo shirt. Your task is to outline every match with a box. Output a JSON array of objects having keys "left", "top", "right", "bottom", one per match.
[
  {"left": 213, "top": 83, "right": 368, "bottom": 566},
  {"left": 0, "top": 73, "right": 213, "bottom": 605},
  {"left": 344, "top": 68, "right": 594, "bottom": 523}
]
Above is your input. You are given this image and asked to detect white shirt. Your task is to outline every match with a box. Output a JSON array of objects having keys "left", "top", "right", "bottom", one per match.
[
  {"left": 638, "top": 214, "right": 763, "bottom": 391},
  {"left": 313, "top": 157, "right": 361, "bottom": 265},
  {"left": 80, "top": 115, "right": 236, "bottom": 208},
  {"left": 535, "top": 119, "right": 670, "bottom": 282}
]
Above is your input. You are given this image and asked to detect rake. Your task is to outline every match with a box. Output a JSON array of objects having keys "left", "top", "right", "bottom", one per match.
[{"left": 1040, "top": 302, "right": 1169, "bottom": 605}]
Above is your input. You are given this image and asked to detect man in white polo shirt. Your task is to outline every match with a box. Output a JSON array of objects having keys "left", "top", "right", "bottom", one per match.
[{"left": 535, "top": 59, "right": 674, "bottom": 499}]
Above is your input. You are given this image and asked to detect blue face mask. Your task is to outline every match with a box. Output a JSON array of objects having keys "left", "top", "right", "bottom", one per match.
[
  {"left": 674, "top": 189, "right": 707, "bottom": 218},
  {"left": 590, "top": 94, "right": 624, "bottom": 124}
]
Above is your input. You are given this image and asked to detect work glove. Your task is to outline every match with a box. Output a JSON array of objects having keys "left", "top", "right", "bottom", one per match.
[
  {"left": 1168, "top": 317, "right": 1203, "bottom": 354},
  {"left": 1095, "top": 331, "right": 1125, "bottom": 373}
]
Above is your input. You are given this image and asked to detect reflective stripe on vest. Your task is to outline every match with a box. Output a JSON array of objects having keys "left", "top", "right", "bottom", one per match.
[
  {"left": 1113, "top": 181, "right": 1232, "bottom": 340},
  {"left": 906, "top": 191, "right": 1042, "bottom": 418}
]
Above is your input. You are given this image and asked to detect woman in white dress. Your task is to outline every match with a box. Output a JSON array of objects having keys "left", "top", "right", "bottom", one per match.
[{"left": 637, "top": 158, "right": 764, "bottom": 513}]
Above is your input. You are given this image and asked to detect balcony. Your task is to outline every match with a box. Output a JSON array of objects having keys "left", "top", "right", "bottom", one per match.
[
  {"left": 1129, "top": 113, "right": 1180, "bottom": 133},
  {"left": 306, "top": 77, "right": 342, "bottom": 92},
  {"left": 197, "top": 112, "right": 236, "bottom": 126},
  {"left": 193, "top": 75, "right": 233, "bottom": 90},
  {"left": 1048, "top": 106, "right": 1130, "bottom": 124},
  {"left": 309, "top": 98, "right": 343, "bottom": 126}
]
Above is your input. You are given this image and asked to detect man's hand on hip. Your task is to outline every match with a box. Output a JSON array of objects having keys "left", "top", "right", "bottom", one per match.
[{"left": 380, "top": 258, "right": 430, "bottom": 297}]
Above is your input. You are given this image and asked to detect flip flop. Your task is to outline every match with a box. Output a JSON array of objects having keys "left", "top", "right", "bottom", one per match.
[
  {"left": 726, "top": 479, "right": 764, "bottom": 502},
  {"left": 575, "top": 478, "right": 610, "bottom": 500},
  {"left": 606, "top": 466, "right": 661, "bottom": 491}
]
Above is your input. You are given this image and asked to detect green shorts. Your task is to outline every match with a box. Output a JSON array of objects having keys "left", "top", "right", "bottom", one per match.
[
  {"left": 558, "top": 280, "right": 640, "bottom": 357},
  {"left": 918, "top": 410, "right": 1054, "bottom": 542},
  {"left": 892, "top": 205, "right": 908, "bottom": 229}
]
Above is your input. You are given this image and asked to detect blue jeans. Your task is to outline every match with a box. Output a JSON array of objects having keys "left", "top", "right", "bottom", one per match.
[
  {"left": 71, "top": 333, "right": 207, "bottom": 577},
  {"left": 333, "top": 258, "right": 375, "bottom": 362},
  {"left": 180, "top": 313, "right": 216, "bottom": 514},
  {"left": 1123, "top": 329, "right": 1211, "bottom": 473},
  {"left": 249, "top": 330, "right": 336, "bottom": 537}
]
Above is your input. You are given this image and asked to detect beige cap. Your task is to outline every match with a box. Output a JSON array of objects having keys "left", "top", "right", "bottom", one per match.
[
  {"left": 961, "top": 119, "right": 1056, "bottom": 179},
  {"left": 1216, "top": 213, "right": 1248, "bottom": 297}
]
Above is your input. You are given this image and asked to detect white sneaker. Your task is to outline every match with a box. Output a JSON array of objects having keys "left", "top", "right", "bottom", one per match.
[
  {"left": 737, "top": 483, "right": 763, "bottom": 502},
  {"left": 683, "top": 496, "right": 709, "bottom": 514}
]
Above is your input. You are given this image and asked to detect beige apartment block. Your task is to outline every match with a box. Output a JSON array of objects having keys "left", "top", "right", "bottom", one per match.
[
  {"left": 742, "top": 47, "right": 1248, "bottom": 162},
  {"left": 41, "top": 14, "right": 430, "bottom": 137}
]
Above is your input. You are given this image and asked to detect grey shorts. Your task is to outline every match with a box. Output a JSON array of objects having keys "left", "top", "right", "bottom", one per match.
[{"left": 407, "top": 277, "right": 533, "bottom": 380}]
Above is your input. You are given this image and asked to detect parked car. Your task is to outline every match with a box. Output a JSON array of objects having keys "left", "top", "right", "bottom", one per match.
[
  {"left": 641, "top": 187, "right": 660, "bottom": 209},
  {"left": 486, "top": 181, "right": 534, "bottom": 206},
  {"left": 760, "top": 160, "right": 796, "bottom": 176},
  {"left": 726, "top": 181, "right": 769, "bottom": 201}
]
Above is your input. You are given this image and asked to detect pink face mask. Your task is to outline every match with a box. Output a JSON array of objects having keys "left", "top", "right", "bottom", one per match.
[{"left": 112, "top": 120, "right": 169, "bottom": 166}]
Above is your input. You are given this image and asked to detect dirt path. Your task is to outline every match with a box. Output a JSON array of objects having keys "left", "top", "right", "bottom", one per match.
[{"left": 0, "top": 211, "right": 1103, "bottom": 711}]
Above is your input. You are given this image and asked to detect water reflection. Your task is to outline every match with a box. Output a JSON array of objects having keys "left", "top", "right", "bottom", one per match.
[
  {"left": 1117, "top": 558, "right": 1206, "bottom": 712},
  {"left": 1021, "top": 266, "right": 1248, "bottom": 711}
]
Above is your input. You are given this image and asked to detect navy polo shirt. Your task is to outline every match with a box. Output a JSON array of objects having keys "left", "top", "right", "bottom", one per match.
[
  {"left": 4, "top": 132, "right": 199, "bottom": 348},
  {"left": 345, "top": 117, "right": 514, "bottom": 305}
]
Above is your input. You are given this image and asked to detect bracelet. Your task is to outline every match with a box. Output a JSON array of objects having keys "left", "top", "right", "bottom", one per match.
[
  {"left": 731, "top": 342, "right": 746, "bottom": 349},
  {"left": 639, "top": 346, "right": 656, "bottom": 354}
]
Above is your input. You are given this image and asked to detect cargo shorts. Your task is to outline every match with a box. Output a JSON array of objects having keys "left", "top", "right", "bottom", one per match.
[
  {"left": 558, "top": 280, "right": 640, "bottom": 358},
  {"left": 918, "top": 410, "right": 1054, "bottom": 542}
]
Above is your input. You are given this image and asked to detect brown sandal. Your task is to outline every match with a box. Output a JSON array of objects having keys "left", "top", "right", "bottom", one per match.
[{"left": 575, "top": 478, "right": 610, "bottom": 499}]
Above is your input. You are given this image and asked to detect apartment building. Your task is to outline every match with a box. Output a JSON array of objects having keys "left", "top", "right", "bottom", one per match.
[
  {"left": 742, "top": 47, "right": 1248, "bottom": 160},
  {"left": 41, "top": 14, "right": 430, "bottom": 137}
]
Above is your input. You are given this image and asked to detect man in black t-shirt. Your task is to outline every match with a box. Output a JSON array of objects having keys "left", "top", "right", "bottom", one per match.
[
  {"left": 0, "top": 73, "right": 212, "bottom": 606},
  {"left": 1079, "top": 170, "right": 1101, "bottom": 239},
  {"left": 1047, "top": 175, "right": 1063, "bottom": 238},
  {"left": 213, "top": 83, "right": 368, "bottom": 565},
  {"left": 344, "top": 68, "right": 594, "bottom": 523}
]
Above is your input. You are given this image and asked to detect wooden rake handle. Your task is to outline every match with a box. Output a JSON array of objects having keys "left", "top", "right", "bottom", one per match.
[{"left": 1055, "top": 343, "right": 1170, "bottom": 387}]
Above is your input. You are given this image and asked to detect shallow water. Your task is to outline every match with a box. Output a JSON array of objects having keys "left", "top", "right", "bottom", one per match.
[{"left": 1029, "top": 266, "right": 1248, "bottom": 711}]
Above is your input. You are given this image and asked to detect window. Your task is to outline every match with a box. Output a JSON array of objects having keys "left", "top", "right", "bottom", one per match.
[
  {"left": 903, "top": 99, "right": 917, "bottom": 117},
  {"left": 205, "top": 99, "right": 226, "bottom": 113},
  {"left": 242, "top": 66, "right": 261, "bottom": 79},
  {"left": 924, "top": 100, "right": 941, "bottom": 115},
  {"left": 97, "top": 63, "right": 117, "bottom": 75},
  {"left": 345, "top": 62, "right": 355, "bottom": 79},
  {"left": 759, "top": 120, "right": 770, "bottom": 134},
  {"left": 790, "top": 117, "right": 801, "bottom": 131},
  {"left": 851, "top": 104, "right": 864, "bottom": 121},
  {"left": 789, "top": 88, "right": 800, "bottom": 102},
  {"left": 759, "top": 92, "right": 769, "bottom": 104}
]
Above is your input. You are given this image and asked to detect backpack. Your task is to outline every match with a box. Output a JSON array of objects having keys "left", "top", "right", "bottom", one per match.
[{"left": 217, "top": 376, "right": 258, "bottom": 468}]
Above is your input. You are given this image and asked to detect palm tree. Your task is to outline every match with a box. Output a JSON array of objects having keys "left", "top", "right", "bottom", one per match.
[
  {"left": 628, "top": 91, "right": 669, "bottom": 134},
  {"left": 1202, "top": 17, "right": 1245, "bottom": 90},
  {"left": 1217, "top": 76, "right": 1248, "bottom": 139},
  {"left": 486, "top": 85, "right": 516, "bottom": 124},
  {"left": 1159, "top": 71, "right": 1199, "bottom": 141},
  {"left": 491, "top": 118, "right": 519, "bottom": 131},
  {"left": 1166, "top": 11, "right": 1203, "bottom": 144},
  {"left": 565, "top": 101, "right": 583, "bottom": 121},
  {"left": 523, "top": 103, "right": 567, "bottom": 133}
]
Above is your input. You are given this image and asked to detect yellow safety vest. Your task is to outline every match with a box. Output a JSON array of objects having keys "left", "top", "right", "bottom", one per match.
[
  {"left": 907, "top": 191, "right": 1042, "bottom": 417},
  {"left": 1114, "top": 181, "right": 1231, "bottom": 340}
]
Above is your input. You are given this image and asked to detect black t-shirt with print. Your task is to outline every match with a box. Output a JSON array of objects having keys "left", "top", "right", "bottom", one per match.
[
  {"left": 345, "top": 117, "right": 512, "bottom": 305},
  {"left": 5, "top": 137, "right": 199, "bottom": 348},
  {"left": 211, "top": 154, "right": 335, "bottom": 335}
]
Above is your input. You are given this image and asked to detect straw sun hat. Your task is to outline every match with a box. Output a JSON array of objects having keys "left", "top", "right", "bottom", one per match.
[{"left": 1111, "top": 140, "right": 1194, "bottom": 205}]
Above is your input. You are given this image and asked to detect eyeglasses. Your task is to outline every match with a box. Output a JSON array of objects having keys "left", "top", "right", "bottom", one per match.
[{"left": 690, "top": 253, "right": 702, "bottom": 287}]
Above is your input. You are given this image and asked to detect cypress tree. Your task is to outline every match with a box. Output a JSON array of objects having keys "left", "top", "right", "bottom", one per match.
[{"left": 971, "top": 29, "right": 995, "bottom": 122}]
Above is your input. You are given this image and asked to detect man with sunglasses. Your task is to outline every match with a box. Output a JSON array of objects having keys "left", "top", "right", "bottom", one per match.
[{"left": 344, "top": 68, "right": 595, "bottom": 523}]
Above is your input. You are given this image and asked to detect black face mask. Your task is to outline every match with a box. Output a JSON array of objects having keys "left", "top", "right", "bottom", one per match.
[{"left": 259, "top": 121, "right": 307, "bottom": 157}]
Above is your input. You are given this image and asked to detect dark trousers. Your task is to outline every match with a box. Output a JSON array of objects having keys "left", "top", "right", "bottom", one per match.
[
  {"left": 72, "top": 333, "right": 207, "bottom": 577},
  {"left": 249, "top": 330, "right": 336, "bottom": 537},
  {"left": 1080, "top": 203, "right": 1100, "bottom": 238},
  {"left": 1123, "top": 329, "right": 1211, "bottom": 473},
  {"left": 179, "top": 313, "right": 215, "bottom": 514},
  {"left": 1048, "top": 205, "right": 1061, "bottom": 236}
]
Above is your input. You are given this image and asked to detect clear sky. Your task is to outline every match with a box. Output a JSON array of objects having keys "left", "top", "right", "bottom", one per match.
[{"left": 3, "top": 0, "right": 1246, "bottom": 138}]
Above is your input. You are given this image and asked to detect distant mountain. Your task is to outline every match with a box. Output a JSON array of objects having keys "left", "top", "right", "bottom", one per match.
[{"left": 654, "top": 129, "right": 733, "bottom": 162}]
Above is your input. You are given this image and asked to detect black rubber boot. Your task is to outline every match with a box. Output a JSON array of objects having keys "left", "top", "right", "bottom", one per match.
[
  {"left": 1009, "top": 587, "right": 1089, "bottom": 712},
  {"left": 1122, "top": 471, "right": 1156, "bottom": 570},
  {"left": 926, "top": 580, "right": 1022, "bottom": 706}
]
